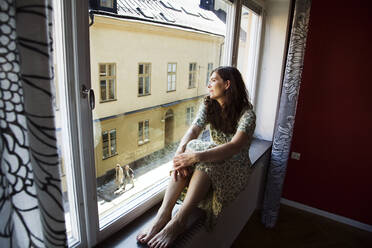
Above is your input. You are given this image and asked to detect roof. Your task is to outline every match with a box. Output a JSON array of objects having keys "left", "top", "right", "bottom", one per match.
[{"left": 90, "top": 0, "right": 226, "bottom": 36}]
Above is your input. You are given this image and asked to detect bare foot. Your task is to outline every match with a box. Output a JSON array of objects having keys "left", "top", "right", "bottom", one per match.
[
  {"left": 136, "top": 212, "right": 171, "bottom": 244},
  {"left": 147, "top": 218, "right": 186, "bottom": 248}
]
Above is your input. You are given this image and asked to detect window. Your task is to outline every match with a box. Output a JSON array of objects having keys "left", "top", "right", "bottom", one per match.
[
  {"left": 52, "top": 0, "right": 264, "bottom": 245},
  {"left": 138, "top": 120, "right": 150, "bottom": 145},
  {"left": 167, "top": 63, "right": 177, "bottom": 91},
  {"left": 206, "top": 62, "right": 213, "bottom": 85},
  {"left": 186, "top": 107, "right": 195, "bottom": 125},
  {"left": 99, "top": 63, "right": 116, "bottom": 102},
  {"left": 138, "top": 63, "right": 151, "bottom": 96},
  {"left": 236, "top": 5, "right": 262, "bottom": 104},
  {"left": 102, "top": 129, "right": 117, "bottom": 159},
  {"left": 188, "top": 63, "right": 197, "bottom": 88},
  {"left": 100, "top": 0, "right": 113, "bottom": 8}
]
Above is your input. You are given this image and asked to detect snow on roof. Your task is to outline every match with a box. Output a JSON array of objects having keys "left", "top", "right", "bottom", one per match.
[{"left": 91, "top": 0, "right": 226, "bottom": 36}]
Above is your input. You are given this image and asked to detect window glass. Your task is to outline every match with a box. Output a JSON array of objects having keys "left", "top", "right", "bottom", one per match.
[
  {"left": 102, "top": 131, "right": 109, "bottom": 159},
  {"left": 110, "top": 130, "right": 117, "bottom": 154},
  {"left": 99, "top": 64, "right": 116, "bottom": 101},
  {"left": 100, "top": 80, "right": 107, "bottom": 101},
  {"left": 138, "top": 122, "right": 143, "bottom": 144},
  {"left": 53, "top": 0, "right": 82, "bottom": 243},
  {"left": 100, "top": 64, "right": 106, "bottom": 76},
  {"left": 206, "top": 62, "right": 213, "bottom": 85},
  {"left": 144, "top": 120, "right": 149, "bottom": 141},
  {"left": 109, "top": 80, "right": 115, "bottom": 99},
  {"left": 188, "top": 63, "right": 197, "bottom": 88},
  {"left": 145, "top": 76, "right": 150, "bottom": 94},
  {"left": 139, "top": 63, "right": 151, "bottom": 96},
  {"left": 167, "top": 63, "right": 177, "bottom": 91},
  {"left": 100, "top": 0, "right": 113, "bottom": 8},
  {"left": 236, "top": 5, "right": 261, "bottom": 103},
  {"left": 89, "top": 0, "right": 232, "bottom": 228}
]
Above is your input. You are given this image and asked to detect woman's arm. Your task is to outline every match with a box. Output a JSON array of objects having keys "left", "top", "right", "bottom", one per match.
[
  {"left": 175, "top": 124, "right": 203, "bottom": 155},
  {"left": 172, "top": 125, "right": 203, "bottom": 180},
  {"left": 173, "top": 131, "right": 250, "bottom": 170}
]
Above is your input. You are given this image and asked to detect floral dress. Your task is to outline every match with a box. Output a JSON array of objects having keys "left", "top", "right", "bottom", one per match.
[{"left": 180, "top": 103, "right": 256, "bottom": 230}]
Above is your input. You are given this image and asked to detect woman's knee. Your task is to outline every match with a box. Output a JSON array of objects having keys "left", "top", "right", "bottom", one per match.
[{"left": 185, "top": 139, "right": 200, "bottom": 152}]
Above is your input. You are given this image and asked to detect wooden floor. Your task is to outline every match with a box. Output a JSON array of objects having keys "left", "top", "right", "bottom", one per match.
[{"left": 232, "top": 204, "right": 372, "bottom": 248}]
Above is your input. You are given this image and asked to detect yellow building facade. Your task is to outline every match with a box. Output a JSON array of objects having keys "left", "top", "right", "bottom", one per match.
[{"left": 89, "top": 15, "right": 224, "bottom": 179}]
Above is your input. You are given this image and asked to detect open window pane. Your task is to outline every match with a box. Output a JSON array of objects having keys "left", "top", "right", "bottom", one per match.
[
  {"left": 53, "top": 0, "right": 82, "bottom": 245},
  {"left": 89, "top": 0, "right": 232, "bottom": 230},
  {"left": 237, "top": 5, "right": 261, "bottom": 103}
]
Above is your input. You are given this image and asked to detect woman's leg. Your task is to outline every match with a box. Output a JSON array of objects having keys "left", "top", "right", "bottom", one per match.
[
  {"left": 147, "top": 169, "right": 211, "bottom": 248},
  {"left": 137, "top": 172, "right": 189, "bottom": 243}
]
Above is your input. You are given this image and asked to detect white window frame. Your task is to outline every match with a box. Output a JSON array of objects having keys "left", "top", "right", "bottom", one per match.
[
  {"left": 138, "top": 63, "right": 151, "bottom": 96},
  {"left": 138, "top": 120, "right": 150, "bottom": 145},
  {"left": 99, "top": 63, "right": 116, "bottom": 102},
  {"left": 102, "top": 129, "right": 117, "bottom": 159},
  {"left": 59, "top": 0, "right": 264, "bottom": 246},
  {"left": 188, "top": 62, "right": 197, "bottom": 88},
  {"left": 206, "top": 62, "right": 213, "bottom": 85},
  {"left": 186, "top": 106, "right": 195, "bottom": 125},
  {"left": 167, "top": 62, "right": 177, "bottom": 92}
]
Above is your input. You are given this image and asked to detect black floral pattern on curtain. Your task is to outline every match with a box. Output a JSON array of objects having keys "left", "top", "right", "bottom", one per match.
[
  {"left": 0, "top": 0, "right": 66, "bottom": 247},
  {"left": 261, "top": 0, "right": 312, "bottom": 228}
]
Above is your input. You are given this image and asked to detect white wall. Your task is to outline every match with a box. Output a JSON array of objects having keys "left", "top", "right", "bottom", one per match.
[{"left": 253, "top": 0, "right": 291, "bottom": 141}]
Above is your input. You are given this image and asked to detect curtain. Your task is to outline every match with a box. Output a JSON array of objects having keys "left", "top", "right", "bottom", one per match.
[
  {"left": 261, "top": 0, "right": 312, "bottom": 228},
  {"left": 0, "top": 0, "right": 66, "bottom": 247}
]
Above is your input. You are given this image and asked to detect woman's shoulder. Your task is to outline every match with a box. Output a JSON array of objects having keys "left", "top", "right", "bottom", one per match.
[{"left": 240, "top": 106, "right": 256, "bottom": 119}]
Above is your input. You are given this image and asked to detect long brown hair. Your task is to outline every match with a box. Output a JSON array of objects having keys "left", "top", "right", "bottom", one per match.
[{"left": 204, "top": 66, "right": 253, "bottom": 134}]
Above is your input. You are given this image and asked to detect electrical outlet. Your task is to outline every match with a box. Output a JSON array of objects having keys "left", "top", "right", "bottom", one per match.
[{"left": 291, "top": 152, "right": 301, "bottom": 160}]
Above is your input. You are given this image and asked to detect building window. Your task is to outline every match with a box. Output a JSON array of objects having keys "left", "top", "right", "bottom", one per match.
[
  {"left": 188, "top": 63, "right": 197, "bottom": 88},
  {"left": 100, "top": 0, "right": 114, "bottom": 8},
  {"left": 138, "top": 63, "right": 151, "bottom": 96},
  {"left": 99, "top": 63, "right": 116, "bottom": 102},
  {"left": 102, "top": 129, "right": 117, "bottom": 159},
  {"left": 167, "top": 63, "right": 177, "bottom": 92},
  {"left": 138, "top": 120, "right": 150, "bottom": 145},
  {"left": 206, "top": 62, "right": 213, "bottom": 85},
  {"left": 186, "top": 106, "right": 195, "bottom": 125}
]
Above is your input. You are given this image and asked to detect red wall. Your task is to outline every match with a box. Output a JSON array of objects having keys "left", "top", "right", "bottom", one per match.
[{"left": 282, "top": 0, "right": 372, "bottom": 225}]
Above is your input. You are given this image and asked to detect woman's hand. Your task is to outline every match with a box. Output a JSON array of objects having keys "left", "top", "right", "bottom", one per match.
[{"left": 173, "top": 152, "right": 198, "bottom": 170}]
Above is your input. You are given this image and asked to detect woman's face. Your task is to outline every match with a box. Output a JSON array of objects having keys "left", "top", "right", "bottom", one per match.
[{"left": 208, "top": 71, "right": 228, "bottom": 101}]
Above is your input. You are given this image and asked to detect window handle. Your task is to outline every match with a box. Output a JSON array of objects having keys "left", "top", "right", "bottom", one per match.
[{"left": 81, "top": 85, "right": 95, "bottom": 110}]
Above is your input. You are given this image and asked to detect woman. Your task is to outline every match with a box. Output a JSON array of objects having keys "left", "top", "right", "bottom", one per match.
[{"left": 137, "top": 66, "right": 256, "bottom": 248}]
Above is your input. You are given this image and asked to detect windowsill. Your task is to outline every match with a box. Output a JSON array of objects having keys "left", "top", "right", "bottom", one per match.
[
  {"left": 166, "top": 89, "right": 176, "bottom": 93},
  {"left": 138, "top": 140, "right": 150, "bottom": 146},
  {"left": 137, "top": 93, "right": 151, "bottom": 97},
  {"left": 187, "top": 86, "right": 196, "bottom": 89},
  {"left": 96, "top": 138, "right": 272, "bottom": 247},
  {"left": 102, "top": 152, "right": 118, "bottom": 160},
  {"left": 100, "top": 99, "right": 117, "bottom": 103}
]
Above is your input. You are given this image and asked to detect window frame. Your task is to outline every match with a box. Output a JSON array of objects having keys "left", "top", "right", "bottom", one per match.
[
  {"left": 61, "top": 0, "right": 264, "bottom": 246},
  {"left": 102, "top": 129, "right": 118, "bottom": 159},
  {"left": 167, "top": 62, "right": 177, "bottom": 92},
  {"left": 188, "top": 62, "right": 197, "bottom": 88},
  {"left": 206, "top": 62, "right": 214, "bottom": 86},
  {"left": 138, "top": 62, "right": 151, "bottom": 96},
  {"left": 138, "top": 120, "right": 150, "bottom": 145},
  {"left": 186, "top": 106, "right": 195, "bottom": 125},
  {"left": 99, "top": 63, "right": 116, "bottom": 103}
]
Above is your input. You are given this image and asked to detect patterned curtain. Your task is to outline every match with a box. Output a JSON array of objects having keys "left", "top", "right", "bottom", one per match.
[
  {"left": 0, "top": 0, "right": 66, "bottom": 247},
  {"left": 261, "top": 0, "right": 312, "bottom": 228}
]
